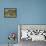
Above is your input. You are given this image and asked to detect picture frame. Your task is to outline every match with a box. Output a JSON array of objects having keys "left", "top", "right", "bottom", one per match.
[
  {"left": 18, "top": 24, "right": 46, "bottom": 41},
  {"left": 4, "top": 8, "right": 17, "bottom": 18}
]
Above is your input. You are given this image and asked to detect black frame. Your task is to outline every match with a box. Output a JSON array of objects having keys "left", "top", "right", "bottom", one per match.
[{"left": 4, "top": 8, "right": 17, "bottom": 18}]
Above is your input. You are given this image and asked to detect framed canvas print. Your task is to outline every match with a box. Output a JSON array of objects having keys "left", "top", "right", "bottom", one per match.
[
  {"left": 18, "top": 24, "right": 46, "bottom": 46},
  {"left": 18, "top": 24, "right": 46, "bottom": 41},
  {"left": 4, "top": 8, "right": 17, "bottom": 18}
]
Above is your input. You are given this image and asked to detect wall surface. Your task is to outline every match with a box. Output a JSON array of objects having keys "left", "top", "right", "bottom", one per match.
[{"left": 0, "top": 0, "right": 46, "bottom": 44}]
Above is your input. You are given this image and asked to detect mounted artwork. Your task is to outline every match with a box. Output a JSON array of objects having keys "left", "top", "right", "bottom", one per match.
[
  {"left": 18, "top": 24, "right": 46, "bottom": 41},
  {"left": 4, "top": 8, "right": 17, "bottom": 18}
]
